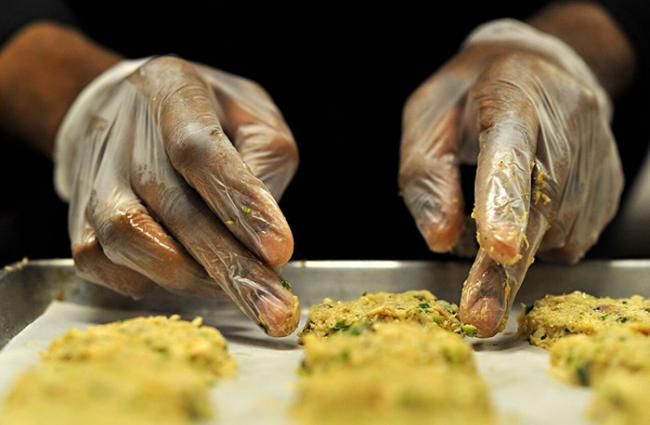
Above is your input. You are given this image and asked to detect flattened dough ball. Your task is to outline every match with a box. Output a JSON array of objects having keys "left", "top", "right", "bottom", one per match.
[
  {"left": 301, "top": 322, "right": 476, "bottom": 374},
  {"left": 550, "top": 328, "right": 650, "bottom": 386},
  {"left": 299, "top": 290, "right": 466, "bottom": 342},
  {"left": 519, "top": 291, "right": 650, "bottom": 348},
  {"left": 43, "top": 315, "right": 236, "bottom": 381}
]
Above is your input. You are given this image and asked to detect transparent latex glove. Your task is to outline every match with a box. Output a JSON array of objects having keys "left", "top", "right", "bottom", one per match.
[
  {"left": 399, "top": 20, "right": 623, "bottom": 336},
  {"left": 55, "top": 56, "right": 300, "bottom": 336}
]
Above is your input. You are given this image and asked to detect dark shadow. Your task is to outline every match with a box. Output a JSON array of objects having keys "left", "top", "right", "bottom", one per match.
[
  {"left": 472, "top": 334, "right": 528, "bottom": 351},
  {"left": 222, "top": 333, "right": 298, "bottom": 350}
]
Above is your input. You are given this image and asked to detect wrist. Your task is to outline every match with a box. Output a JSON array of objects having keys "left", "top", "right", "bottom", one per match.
[{"left": 0, "top": 21, "right": 120, "bottom": 156}]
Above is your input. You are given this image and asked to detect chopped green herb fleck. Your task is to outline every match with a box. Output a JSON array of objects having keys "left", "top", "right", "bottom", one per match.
[
  {"left": 241, "top": 206, "right": 252, "bottom": 214},
  {"left": 418, "top": 303, "right": 431, "bottom": 310},
  {"left": 462, "top": 324, "right": 478, "bottom": 337},
  {"left": 281, "top": 280, "right": 292, "bottom": 290},
  {"left": 616, "top": 316, "right": 629, "bottom": 324},
  {"left": 575, "top": 364, "right": 590, "bottom": 386},
  {"left": 344, "top": 323, "right": 370, "bottom": 336},
  {"left": 331, "top": 320, "right": 351, "bottom": 332}
]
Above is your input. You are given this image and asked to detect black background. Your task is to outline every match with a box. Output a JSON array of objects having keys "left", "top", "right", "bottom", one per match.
[{"left": 1, "top": 2, "right": 648, "bottom": 264}]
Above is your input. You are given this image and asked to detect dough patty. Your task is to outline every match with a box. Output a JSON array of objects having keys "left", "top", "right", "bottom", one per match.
[
  {"left": 299, "top": 290, "right": 473, "bottom": 342},
  {"left": 519, "top": 291, "right": 650, "bottom": 348}
]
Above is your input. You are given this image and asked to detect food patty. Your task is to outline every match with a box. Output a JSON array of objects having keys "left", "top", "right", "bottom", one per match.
[
  {"left": 550, "top": 328, "right": 650, "bottom": 386},
  {"left": 2, "top": 356, "right": 211, "bottom": 425},
  {"left": 2, "top": 315, "right": 235, "bottom": 425},
  {"left": 519, "top": 291, "right": 650, "bottom": 348},
  {"left": 589, "top": 371, "right": 650, "bottom": 425},
  {"left": 294, "top": 364, "right": 493, "bottom": 425},
  {"left": 295, "top": 320, "right": 493, "bottom": 425},
  {"left": 300, "top": 322, "right": 475, "bottom": 374},
  {"left": 43, "top": 315, "right": 236, "bottom": 381},
  {"left": 299, "top": 290, "right": 474, "bottom": 341}
]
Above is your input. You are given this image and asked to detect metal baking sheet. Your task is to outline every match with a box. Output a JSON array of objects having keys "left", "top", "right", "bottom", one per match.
[{"left": 1, "top": 259, "right": 649, "bottom": 424}]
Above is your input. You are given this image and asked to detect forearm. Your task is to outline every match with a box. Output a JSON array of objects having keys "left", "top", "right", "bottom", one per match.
[
  {"left": 529, "top": 1, "right": 636, "bottom": 97},
  {"left": 0, "top": 22, "right": 120, "bottom": 157}
]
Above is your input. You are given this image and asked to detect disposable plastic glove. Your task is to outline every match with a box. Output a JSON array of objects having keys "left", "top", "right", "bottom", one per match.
[
  {"left": 399, "top": 20, "right": 623, "bottom": 337},
  {"left": 55, "top": 56, "right": 300, "bottom": 336}
]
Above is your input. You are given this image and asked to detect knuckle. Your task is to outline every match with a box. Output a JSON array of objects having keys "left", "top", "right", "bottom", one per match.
[
  {"left": 579, "top": 86, "right": 600, "bottom": 111},
  {"left": 399, "top": 154, "right": 456, "bottom": 191},
  {"left": 94, "top": 213, "right": 130, "bottom": 250},
  {"left": 71, "top": 242, "right": 98, "bottom": 278},
  {"left": 167, "top": 125, "right": 224, "bottom": 170},
  {"left": 240, "top": 76, "right": 271, "bottom": 99},
  {"left": 144, "top": 56, "right": 193, "bottom": 74},
  {"left": 559, "top": 243, "right": 589, "bottom": 264},
  {"left": 399, "top": 154, "right": 427, "bottom": 188},
  {"left": 270, "top": 133, "right": 299, "bottom": 166},
  {"left": 86, "top": 200, "right": 141, "bottom": 253}
]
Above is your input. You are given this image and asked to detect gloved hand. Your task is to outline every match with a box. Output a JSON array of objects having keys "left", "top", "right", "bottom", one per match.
[
  {"left": 55, "top": 56, "right": 300, "bottom": 336},
  {"left": 399, "top": 20, "right": 623, "bottom": 337}
]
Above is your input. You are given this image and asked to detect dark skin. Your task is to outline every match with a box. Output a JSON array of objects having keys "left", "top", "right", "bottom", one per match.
[
  {"left": 0, "top": 2, "right": 636, "bottom": 157},
  {"left": 0, "top": 2, "right": 638, "bottom": 336},
  {"left": 0, "top": 22, "right": 120, "bottom": 156}
]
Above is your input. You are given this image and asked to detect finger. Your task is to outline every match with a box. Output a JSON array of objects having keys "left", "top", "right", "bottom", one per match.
[
  {"left": 86, "top": 190, "right": 218, "bottom": 297},
  {"left": 130, "top": 132, "right": 300, "bottom": 336},
  {"left": 541, "top": 137, "right": 624, "bottom": 263},
  {"left": 134, "top": 58, "right": 293, "bottom": 266},
  {"left": 198, "top": 66, "right": 298, "bottom": 200},
  {"left": 470, "top": 56, "right": 540, "bottom": 265},
  {"left": 66, "top": 116, "right": 155, "bottom": 299},
  {"left": 460, "top": 204, "right": 549, "bottom": 337},
  {"left": 83, "top": 86, "right": 219, "bottom": 298},
  {"left": 450, "top": 215, "right": 479, "bottom": 258},
  {"left": 400, "top": 101, "right": 465, "bottom": 253},
  {"left": 71, "top": 224, "right": 155, "bottom": 298}
]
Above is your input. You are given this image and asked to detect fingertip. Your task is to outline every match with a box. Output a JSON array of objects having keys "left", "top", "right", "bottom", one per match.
[
  {"left": 420, "top": 211, "right": 464, "bottom": 253},
  {"left": 258, "top": 292, "right": 301, "bottom": 337},
  {"left": 459, "top": 250, "right": 509, "bottom": 337},
  {"left": 459, "top": 297, "right": 507, "bottom": 338},
  {"left": 256, "top": 222, "right": 294, "bottom": 267}
]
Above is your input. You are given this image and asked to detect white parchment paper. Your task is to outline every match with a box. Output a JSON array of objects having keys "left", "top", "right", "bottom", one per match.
[{"left": 0, "top": 301, "right": 595, "bottom": 425}]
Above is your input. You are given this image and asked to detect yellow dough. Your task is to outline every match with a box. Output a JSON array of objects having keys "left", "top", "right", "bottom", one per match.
[
  {"left": 43, "top": 315, "right": 236, "bottom": 381},
  {"left": 1, "top": 315, "right": 235, "bottom": 425},
  {"left": 2, "top": 356, "right": 211, "bottom": 425},
  {"left": 550, "top": 328, "right": 650, "bottom": 386},
  {"left": 294, "top": 364, "right": 493, "bottom": 425},
  {"left": 299, "top": 290, "right": 471, "bottom": 342},
  {"left": 300, "top": 322, "right": 475, "bottom": 374},
  {"left": 589, "top": 371, "right": 650, "bottom": 425},
  {"left": 295, "top": 321, "right": 493, "bottom": 425},
  {"left": 519, "top": 291, "right": 650, "bottom": 348}
]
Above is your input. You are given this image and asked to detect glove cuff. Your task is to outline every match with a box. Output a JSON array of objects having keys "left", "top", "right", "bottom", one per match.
[
  {"left": 464, "top": 19, "right": 612, "bottom": 121},
  {"left": 53, "top": 58, "right": 150, "bottom": 201}
]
